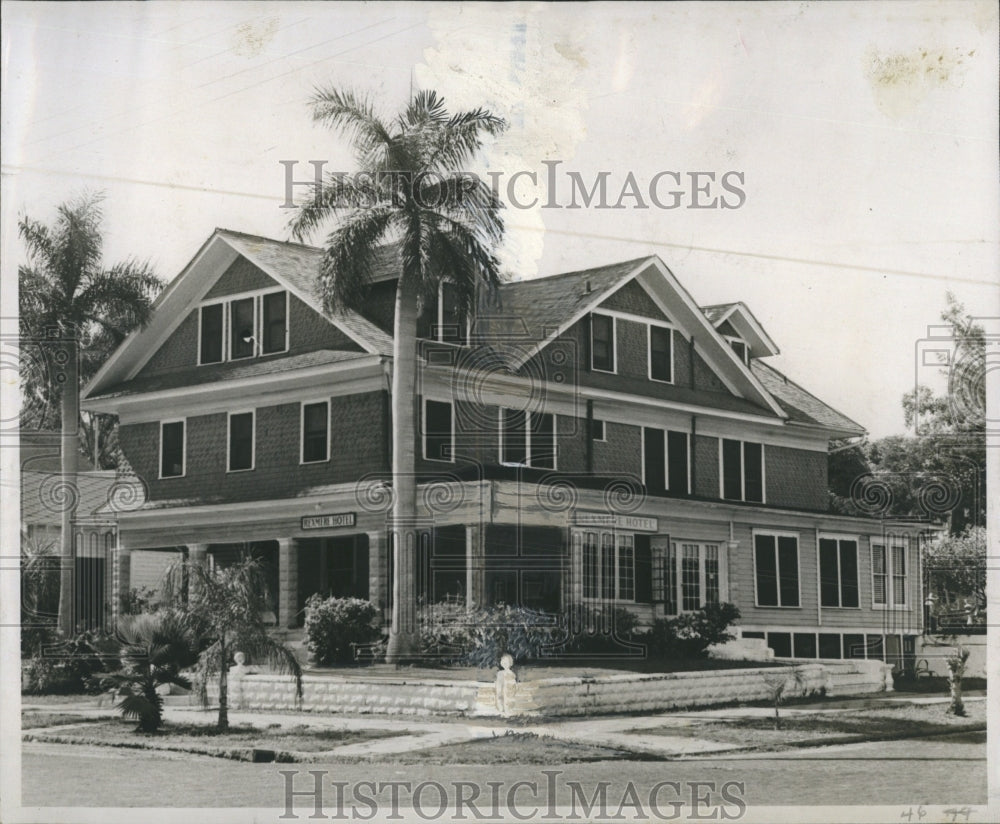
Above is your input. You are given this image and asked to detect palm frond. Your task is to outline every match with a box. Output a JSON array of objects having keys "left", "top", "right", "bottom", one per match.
[
  {"left": 309, "top": 88, "right": 393, "bottom": 163},
  {"left": 317, "top": 206, "right": 396, "bottom": 312},
  {"left": 288, "top": 171, "right": 381, "bottom": 242}
]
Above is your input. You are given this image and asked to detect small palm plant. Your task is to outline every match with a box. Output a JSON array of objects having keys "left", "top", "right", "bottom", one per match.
[
  {"left": 105, "top": 611, "right": 199, "bottom": 733},
  {"left": 946, "top": 646, "right": 971, "bottom": 716},
  {"left": 182, "top": 554, "right": 303, "bottom": 731}
]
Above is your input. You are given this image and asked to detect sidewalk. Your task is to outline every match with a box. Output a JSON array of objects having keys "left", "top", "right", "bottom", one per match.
[{"left": 21, "top": 690, "right": 986, "bottom": 761}]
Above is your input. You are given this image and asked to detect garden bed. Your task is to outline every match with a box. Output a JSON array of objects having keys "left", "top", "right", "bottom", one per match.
[{"left": 356, "top": 732, "right": 632, "bottom": 765}]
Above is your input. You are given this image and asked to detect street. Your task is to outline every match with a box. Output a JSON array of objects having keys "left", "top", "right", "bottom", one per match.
[{"left": 20, "top": 731, "right": 985, "bottom": 812}]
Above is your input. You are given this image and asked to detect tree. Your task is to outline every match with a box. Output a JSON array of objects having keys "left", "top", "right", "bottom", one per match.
[
  {"left": 18, "top": 193, "right": 162, "bottom": 634},
  {"left": 288, "top": 89, "right": 506, "bottom": 660},
  {"left": 104, "top": 611, "right": 199, "bottom": 733},
  {"left": 178, "top": 554, "right": 302, "bottom": 731},
  {"left": 924, "top": 526, "right": 986, "bottom": 629},
  {"left": 828, "top": 295, "right": 986, "bottom": 533}
]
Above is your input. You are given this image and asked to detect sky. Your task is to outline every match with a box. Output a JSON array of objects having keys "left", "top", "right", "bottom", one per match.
[{"left": 2, "top": 0, "right": 998, "bottom": 438}]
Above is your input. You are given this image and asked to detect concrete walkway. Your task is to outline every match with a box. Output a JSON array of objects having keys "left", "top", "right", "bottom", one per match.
[{"left": 22, "top": 691, "right": 985, "bottom": 760}]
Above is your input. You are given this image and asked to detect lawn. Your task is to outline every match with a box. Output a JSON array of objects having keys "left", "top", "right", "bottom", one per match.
[
  {"left": 634, "top": 700, "right": 986, "bottom": 751},
  {"left": 22, "top": 717, "right": 409, "bottom": 762},
  {"left": 382, "top": 732, "right": 631, "bottom": 765},
  {"left": 21, "top": 712, "right": 102, "bottom": 729}
]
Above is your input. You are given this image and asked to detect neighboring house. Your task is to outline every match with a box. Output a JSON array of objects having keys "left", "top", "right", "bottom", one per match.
[
  {"left": 80, "top": 229, "right": 941, "bottom": 667},
  {"left": 21, "top": 463, "right": 118, "bottom": 631}
]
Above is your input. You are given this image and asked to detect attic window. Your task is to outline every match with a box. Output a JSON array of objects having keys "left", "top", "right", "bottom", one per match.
[
  {"left": 590, "top": 313, "right": 615, "bottom": 373},
  {"left": 198, "top": 288, "right": 288, "bottom": 365},
  {"left": 726, "top": 336, "right": 749, "bottom": 365},
  {"left": 429, "top": 282, "right": 469, "bottom": 345}
]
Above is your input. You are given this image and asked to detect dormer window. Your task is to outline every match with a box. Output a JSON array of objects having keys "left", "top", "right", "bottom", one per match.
[
  {"left": 198, "top": 289, "right": 288, "bottom": 365},
  {"left": 725, "top": 336, "right": 750, "bottom": 366},
  {"left": 432, "top": 282, "right": 468, "bottom": 345}
]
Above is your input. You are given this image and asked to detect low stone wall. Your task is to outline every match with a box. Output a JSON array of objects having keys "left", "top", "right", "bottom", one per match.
[
  {"left": 205, "top": 674, "right": 482, "bottom": 716},
  {"left": 202, "top": 659, "right": 893, "bottom": 717}
]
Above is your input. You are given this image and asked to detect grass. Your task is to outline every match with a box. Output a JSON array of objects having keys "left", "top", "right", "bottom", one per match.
[
  {"left": 21, "top": 712, "right": 101, "bottom": 729},
  {"left": 22, "top": 717, "right": 409, "bottom": 762},
  {"left": 635, "top": 700, "right": 986, "bottom": 751},
  {"left": 893, "top": 675, "right": 987, "bottom": 694},
  {"left": 385, "top": 732, "right": 631, "bottom": 765}
]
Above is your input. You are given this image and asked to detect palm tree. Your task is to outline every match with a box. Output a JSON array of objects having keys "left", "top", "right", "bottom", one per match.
[
  {"left": 289, "top": 89, "right": 506, "bottom": 661},
  {"left": 18, "top": 193, "right": 161, "bottom": 635},
  {"left": 180, "top": 554, "right": 302, "bottom": 731},
  {"left": 105, "top": 611, "right": 200, "bottom": 733}
]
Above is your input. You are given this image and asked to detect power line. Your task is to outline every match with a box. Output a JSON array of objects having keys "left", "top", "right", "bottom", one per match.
[{"left": 3, "top": 159, "right": 993, "bottom": 289}]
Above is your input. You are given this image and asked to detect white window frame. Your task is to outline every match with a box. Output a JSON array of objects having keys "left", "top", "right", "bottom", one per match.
[
  {"left": 300, "top": 399, "right": 331, "bottom": 464},
  {"left": 724, "top": 335, "right": 750, "bottom": 366},
  {"left": 434, "top": 281, "right": 471, "bottom": 344},
  {"left": 498, "top": 408, "right": 558, "bottom": 469},
  {"left": 577, "top": 529, "right": 636, "bottom": 604},
  {"left": 226, "top": 409, "right": 256, "bottom": 473},
  {"left": 590, "top": 312, "right": 617, "bottom": 373},
  {"left": 647, "top": 321, "right": 675, "bottom": 384},
  {"left": 818, "top": 533, "right": 861, "bottom": 609},
  {"left": 666, "top": 541, "right": 722, "bottom": 613},
  {"left": 751, "top": 529, "right": 802, "bottom": 609},
  {"left": 197, "top": 287, "right": 289, "bottom": 365},
  {"left": 871, "top": 537, "right": 910, "bottom": 610},
  {"left": 718, "top": 439, "right": 766, "bottom": 503},
  {"left": 158, "top": 418, "right": 186, "bottom": 480},
  {"left": 640, "top": 427, "right": 691, "bottom": 494},
  {"left": 423, "top": 398, "right": 456, "bottom": 463}
]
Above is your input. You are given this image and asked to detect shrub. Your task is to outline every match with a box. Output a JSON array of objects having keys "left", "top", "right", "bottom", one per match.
[
  {"left": 304, "top": 595, "right": 381, "bottom": 665},
  {"left": 460, "top": 605, "right": 562, "bottom": 668},
  {"left": 641, "top": 602, "right": 741, "bottom": 659},
  {"left": 564, "top": 606, "right": 642, "bottom": 654},
  {"left": 21, "top": 629, "right": 119, "bottom": 695},
  {"left": 418, "top": 599, "right": 475, "bottom": 662}
]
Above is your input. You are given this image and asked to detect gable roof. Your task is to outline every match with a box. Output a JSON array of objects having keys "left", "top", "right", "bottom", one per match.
[
  {"left": 701, "top": 302, "right": 779, "bottom": 356},
  {"left": 477, "top": 257, "right": 651, "bottom": 352},
  {"left": 83, "top": 230, "right": 393, "bottom": 400}
]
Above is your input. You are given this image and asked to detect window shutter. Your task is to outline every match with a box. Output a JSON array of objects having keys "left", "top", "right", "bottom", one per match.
[{"left": 634, "top": 535, "right": 652, "bottom": 603}]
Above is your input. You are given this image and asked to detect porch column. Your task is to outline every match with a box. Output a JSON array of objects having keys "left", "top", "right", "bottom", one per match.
[
  {"left": 112, "top": 537, "right": 131, "bottom": 624},
  {"left": 277, "top": 537, "right": 298, "bottom": 629},
  {"left": 187, "top": 543, "right": 208, "bottom": 600},
  {"left": 724, "top": 540, "right": 739, "bottom": 603},
  {"left": 367, "top": 531, "right": 388, "bottom": 619},
  {"left": 465, "top": 524, "right": 485, "bottom": 610}
]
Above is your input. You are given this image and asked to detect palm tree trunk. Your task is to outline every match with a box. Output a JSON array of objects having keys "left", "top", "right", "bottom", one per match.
[
  {"left": 386, "top": 273, "right": 420, "bottom": 663},
  {"left": 57, "top": 337, "right": 79, "bottom": 636},
  {"left": 218, "top": 640, "right": 230, "bottom": 731}
]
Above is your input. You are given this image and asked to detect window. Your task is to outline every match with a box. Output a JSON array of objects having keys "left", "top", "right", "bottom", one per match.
[
  {"left": 579, "top": 530, "right": 637, "bottom": 602},
  {"left": 819, "top": 536, "right": 860, "bottom": 608},
  {"left": 720, "top": 439, "right": 764, "bottom": 502},
  {"left": 643, "top": 429, "right": 689, "bottom": 496},
  {"left": 301, "top": 401, "right": 329, "bottom": 463},
  {"left": 198, "top": 290, "right": 288, "bottom": 364},
  {"left": 590, "top": 313, "right": 615, "bottom": 372},
  {"left": 229, "top": 297, "right": 256, "bottom": 359},
  {"left": 649, "top": 324, "right": 673, "bottom": 382},
  {"left": 664, "top": 542, "right": 721, "bottom": 614},
  {"left": 424, "top": 399, "right": 454, "bottom": 462},
  {"left": 726, "top": 337, "right": 749, "bottom": 365},
  {"left": 227, "top": 411, "right": 255, "bottom": 472},
  {"left": 160, "top": 420, "right": 185, "bottom": 478},
  {"left": 199, "top": 303, "right": 224, "bottom": 364},
  {"left": 435, "top": 282, "right": 468, "bottom": 345},
  {"left": 872, "top": 539, "right": 908, "bottom": 608},
  {"left": 754, "top": 532, "right": 800, "bottom": 607},
  {"left": 591, "top": 419, "right": 606, "bottom": 442},
  {"left": 262, "top": 291, "right": 287, "bottom": 354},
  {"left": 499, "top": 409, "right": 556, "bottom": 468}
]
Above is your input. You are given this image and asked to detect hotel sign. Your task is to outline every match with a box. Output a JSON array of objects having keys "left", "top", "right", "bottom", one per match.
[
  {"left": 573, "top": 512, "right": 658, "bottom": 532},
  {"left": 301, "top": 512, "right": 357, "bottom": 530}
]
